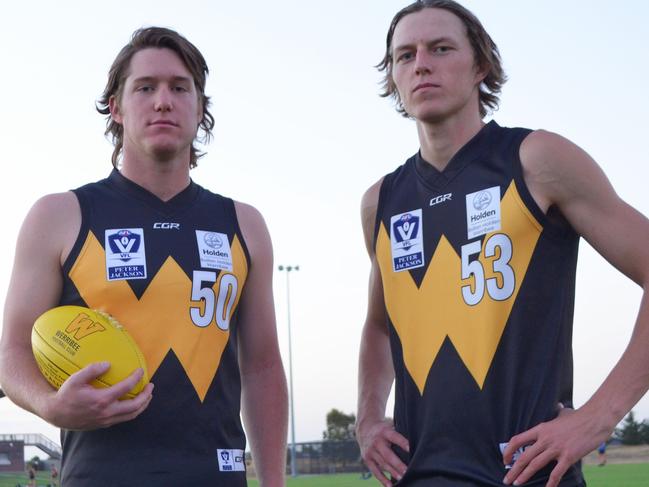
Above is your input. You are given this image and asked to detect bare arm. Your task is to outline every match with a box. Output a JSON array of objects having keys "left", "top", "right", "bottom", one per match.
[
  {"left": 235, "top": 201, "right": 288, "bottom": 487},
  {"left": 355, "top": 179, "right": 409, "bottom": 487},
  {"left": 0, "top": 193, "right": 152, "bottom": 430},
  {"left": 504, "top": 130, "right": 649, "bottom": 486}
]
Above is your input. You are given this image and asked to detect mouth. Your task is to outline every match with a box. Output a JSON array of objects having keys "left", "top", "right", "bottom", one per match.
[
  {"left": 413, "top": 83, "right": 440, "bottom": 93},
  {"left": 149, "top": 120, "right": 178, "bottom": 127}
]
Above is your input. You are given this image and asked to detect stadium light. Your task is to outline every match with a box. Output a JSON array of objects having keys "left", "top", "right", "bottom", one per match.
[{"left": 277, "top": 264, "right": 299, "bottom": 477}]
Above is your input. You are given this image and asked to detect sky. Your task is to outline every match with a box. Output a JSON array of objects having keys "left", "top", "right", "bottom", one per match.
[{"left": 1, "top": 0, "right": 649, "bottom": 458}]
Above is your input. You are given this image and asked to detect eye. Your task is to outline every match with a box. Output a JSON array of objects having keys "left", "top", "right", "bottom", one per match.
[
  {"left": 173, "top": 85, "right": 189, "bottom": 93},
  {"left": 396, "top": 51, "right": 414, "bottom": 63},
  {"left": 433, "top": 46, "right": 452, "bottom": 54},
  {"left": 136, "top": 85, "right": 153, "bottom": 93}
]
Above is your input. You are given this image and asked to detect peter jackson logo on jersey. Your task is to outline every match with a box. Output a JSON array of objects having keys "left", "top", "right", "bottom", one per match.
[
  {"left": 104, "top": 228, "right": 148, "bottom": 281},
  {"left": 390, "top": 209, "right": 425, "bottom": 272}
]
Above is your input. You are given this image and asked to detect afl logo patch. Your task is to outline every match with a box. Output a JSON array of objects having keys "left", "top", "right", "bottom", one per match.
[
  {"left": 390, "top": 209, "right": 425, "bottom": 272},
  {"left": 104, "top": 228, "right": 148, "bottom": 281}
]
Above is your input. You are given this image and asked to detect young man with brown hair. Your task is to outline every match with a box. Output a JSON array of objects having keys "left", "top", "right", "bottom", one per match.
[
  {"left": 0, "top": 27, "right": 287, "bottom": 486},
  {"left": 356, "top": 1, "right": 649, "bottom": 486}
]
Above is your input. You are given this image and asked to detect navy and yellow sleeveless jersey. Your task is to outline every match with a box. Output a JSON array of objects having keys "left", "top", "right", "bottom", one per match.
[
  {"left": 375, "top": 121, "right": 584, "bottom": 486},
  {"left": 59, "top": 170, "right": 250, "bottom": 486}
]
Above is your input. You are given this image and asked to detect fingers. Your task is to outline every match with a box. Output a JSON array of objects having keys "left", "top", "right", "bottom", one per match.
[
  {"left": 104, "top": 367, "right": 146, "bottom": 400},
  {"left": 101, "top": 383, "right": 154, "bottom": 426},
  {"left": 385, "top": 429, "right": 410, "bottom": 453},
  {"left": 503, "top": 428, "right": 536, "bottom": 464},
  {"left": 362, "top": 427, "right": 407, "bottom": 485},
  {"left": 66, "top": 361, "right": 111, "bottom": 386}
]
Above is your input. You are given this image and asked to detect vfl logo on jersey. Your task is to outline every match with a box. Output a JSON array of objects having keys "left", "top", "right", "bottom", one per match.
[
  {"left": 466, "top": 186, "right": 501, "bottom": 239},
  {"left": 104, "top": 228, "right": 147, "bottom": 281},
  {"left": 196, "top": 231, "right": 233, "bottom": 271},
  {"left": 217, "top": 449, "right": 245, "bottom": 472},
  {"left": 390, "top": 209, "right": 425, "bottom": 272},
  {"left": 430, "top": 193, "right": 452, "bottom": 207}
]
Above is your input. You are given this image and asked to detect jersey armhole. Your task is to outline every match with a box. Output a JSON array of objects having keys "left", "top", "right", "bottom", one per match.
[
  {"left": 373, "top": 174, "right": 394, "bottom": 252},
  {"left": 61, "top": 189, "right": 90, "bottom": 275},
  {"left": 227, "top": 197, "right": 252, "bottom": 272},
  {"left": 510, "top": 129, "right": 576, "bottom": 241}
]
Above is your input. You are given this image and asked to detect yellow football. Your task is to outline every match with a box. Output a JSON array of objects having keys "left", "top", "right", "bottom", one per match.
[{"left": 31, "top": 305, "right": 148, "bottom": 399}]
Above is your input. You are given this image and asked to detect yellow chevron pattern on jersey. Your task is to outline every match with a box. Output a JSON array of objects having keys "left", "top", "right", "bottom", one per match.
[
  {"left": 68, "top": 231, "right": 248, "bottom": 402},
  {"left": 377, "top": 182, "right": 541, "bottom": 394}
]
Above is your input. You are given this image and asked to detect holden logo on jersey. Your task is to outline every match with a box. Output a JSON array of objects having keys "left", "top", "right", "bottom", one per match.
[
  {"left": 104, "top": 228, "right": 147, "bottom": 281},
  {"left": 196, "top": 231, "right": 233, "bottom": 271},
  {"left": 390, "top": 209, "right": 425, "bottom": 272},
  {"left": 429, "top": 193, "right": 452, "bottom": 207},
  {"left": 466, "top": 186, "right": 501, "bottom": 239},
  {"left": 473, "top": 190, "right": 493, "bottom": 210}
]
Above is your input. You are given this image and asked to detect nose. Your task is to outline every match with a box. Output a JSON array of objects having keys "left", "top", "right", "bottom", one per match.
[
  {"left": 154, "top": 87, "right": 173, "bottom": 112},
  {"left": 414, "top": 49, "right": 433, "bottom": 76}
]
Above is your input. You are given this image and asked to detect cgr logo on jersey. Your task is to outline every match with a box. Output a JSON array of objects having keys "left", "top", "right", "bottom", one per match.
[
  {"left": 196, "top": 230, "right": 233, "bottom": 271},
  {"left": 466, "top": 186, "right": 501, "bottom": 239},
  {"left": 153, "top": 222, "right": 180, "bottom": 230},
  {"left": 430, "top": 193, "right": 452, "bottom": 207},
  {"left": 217, "top": 449, "right": 245, "bottom": 472},
  {"left": 104, "top": 228, "right": 147, "bottom": 281},
  {"left": 390, "top": 209, "right": 425, "bottom": 272}
]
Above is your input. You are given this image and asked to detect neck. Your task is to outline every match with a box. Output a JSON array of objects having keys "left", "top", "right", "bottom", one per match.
[
  {"left": 416, "top": 112, "right": 485, "bottom": 172},
  {"left": 119, "top": 154, "right": 191, "bottom": 201}
]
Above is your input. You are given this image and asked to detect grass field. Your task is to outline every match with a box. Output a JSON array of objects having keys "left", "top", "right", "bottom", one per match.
[
  {"left": 1, "top": 463, "right": 648, "bottom": 486},
  {"left": 246, "top": 464, "right": 649, "bottom": 486}
]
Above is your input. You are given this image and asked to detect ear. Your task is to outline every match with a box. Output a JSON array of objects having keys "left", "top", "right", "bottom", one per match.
[
  {"left": 474, "top": 62, "right": 489, "bottom": 86},
  {"left": 109, "top": 95, "right": 123, "bottom": 124}
]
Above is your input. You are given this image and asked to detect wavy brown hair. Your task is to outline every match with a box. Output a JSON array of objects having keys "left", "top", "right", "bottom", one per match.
[
  {"left": 96, "top": 27, "right": 214, "bottom": 168},
  {"left": 377, "top": 0, "right": 506, "bottom": 118}
]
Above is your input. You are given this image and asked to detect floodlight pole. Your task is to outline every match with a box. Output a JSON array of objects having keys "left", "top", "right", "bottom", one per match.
[{"left": 278, "top": 264, "right": 299, "bottom": 477}]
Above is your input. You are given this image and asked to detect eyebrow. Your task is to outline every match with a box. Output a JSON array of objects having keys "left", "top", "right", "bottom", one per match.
[
  {"left": 131, "top": 75, "right": 194, "bottom": 84},
  {"left": 393, "top": 36, "right": 455, "bottom": 54}
]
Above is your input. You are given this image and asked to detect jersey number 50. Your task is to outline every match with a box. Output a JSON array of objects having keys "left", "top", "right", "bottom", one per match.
[{"left": 190, "top": 270, "right": 238, "bottom": 330}]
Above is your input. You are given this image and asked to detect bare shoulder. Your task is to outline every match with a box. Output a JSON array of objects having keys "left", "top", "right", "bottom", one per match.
[
  {"left": 519, "top": 129, "right": 603, "bottom": 211},
  {"left": 233, "top": 200, "right": 272, "bottom": 262},
  {"left": 22, "top": 192, "right": 81, "bottom": 262},
  {"left": 361, "top": 177, "right": 385, "bottom": 254}
]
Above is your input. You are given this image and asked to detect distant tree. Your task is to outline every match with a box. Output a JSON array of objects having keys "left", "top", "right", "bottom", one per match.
[
  {"left": 322, "top": 409, "right": 359, "bottom": 472},
  {"left": 639, "top": 420, "right": 649, "bottom": 444},
  {"left": 616, "top": 411, "right": 645, "bottom": 445},
  {"left": 323, "top": 409, "right": 356, "bottom": 441}
]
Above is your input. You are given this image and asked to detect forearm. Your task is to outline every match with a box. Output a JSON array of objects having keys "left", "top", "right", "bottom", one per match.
[
  {"left": 580, "top": 289, "right": 649, "bottom": 430},
  {"left": 357, "top": 321, "right": 394, "bottom": 430},
  {"left": 241, "top": 360, "right": 288, "bottom": 487},
  {"left": 0, "top": 343, "right": 54, "bottom": 420}
]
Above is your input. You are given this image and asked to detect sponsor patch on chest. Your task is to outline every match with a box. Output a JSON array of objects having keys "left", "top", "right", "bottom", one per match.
[
  {"left": 217, "top": 449, "right": 245, "bottom": 472},
  {"left": 390, "top": 209, "right": 425, "bottom": 272},
  {"left": 196, "top": 231, "right": 233, "bottom": 271},
  {"left": 104, "top": 228, "right": 147, "bottom": 281},
  {"left": 466, "top": 186, "right": 501, "bottom": 239}
]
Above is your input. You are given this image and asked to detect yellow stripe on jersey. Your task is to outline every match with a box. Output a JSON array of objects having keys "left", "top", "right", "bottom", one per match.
[
  {"left": 376, "top": 182, "right": 541, "bottom": 394},
  {"left": 68, "top": 231, "right": 248, "bottom": 402}
]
